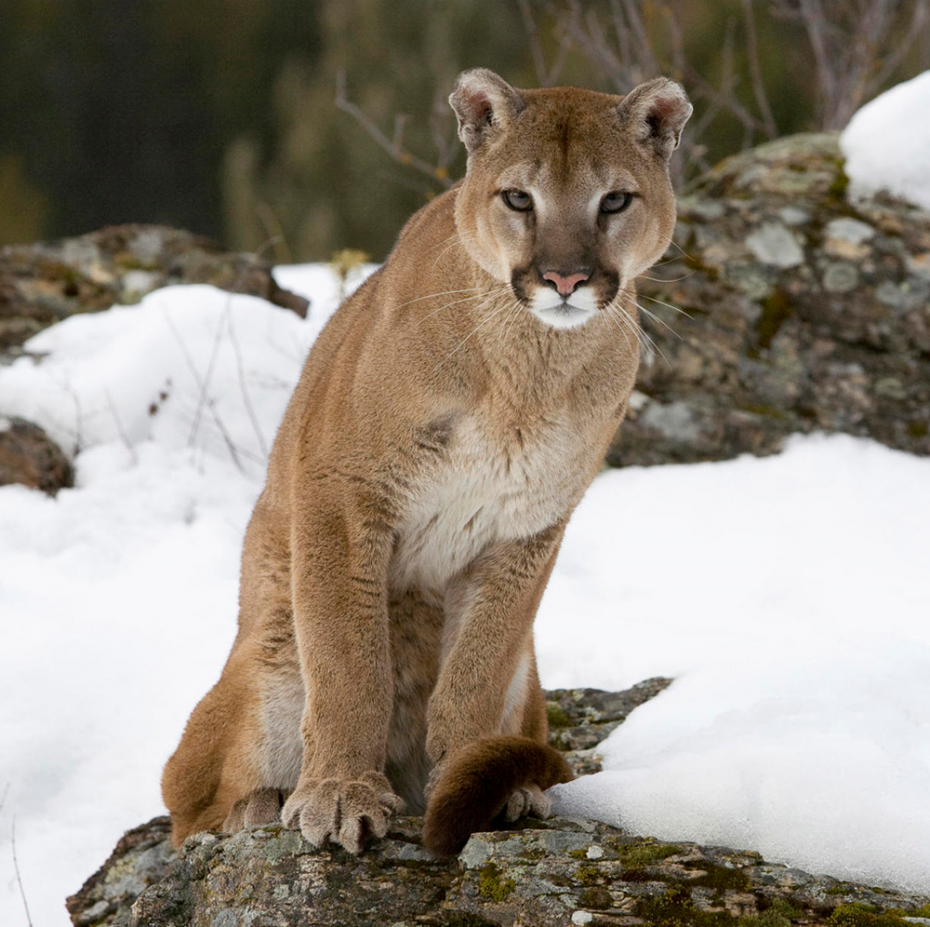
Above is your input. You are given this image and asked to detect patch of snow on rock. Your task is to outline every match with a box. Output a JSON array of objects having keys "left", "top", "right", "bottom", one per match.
[{"left": 840, "top": 70, "right": 930, "bottom": 210}]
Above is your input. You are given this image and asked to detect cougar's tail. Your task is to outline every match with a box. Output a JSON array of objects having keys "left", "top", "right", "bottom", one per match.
[{"left": 423, "top": 735, "right": 574, "bottom": 856}]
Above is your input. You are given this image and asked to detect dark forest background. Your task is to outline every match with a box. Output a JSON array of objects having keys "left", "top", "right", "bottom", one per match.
[{"left": 1, "top": 0, "right": 928, "bottom": 262}]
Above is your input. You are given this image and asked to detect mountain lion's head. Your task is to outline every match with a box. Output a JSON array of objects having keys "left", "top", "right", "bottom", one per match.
[{"left": 450, "top": 69, "right": 691, "bottom": 330}]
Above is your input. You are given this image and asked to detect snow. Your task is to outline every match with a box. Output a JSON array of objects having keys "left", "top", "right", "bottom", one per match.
[
  {"left": 1, "top": 266, "right": 929, "bottom": 925},
  {"left": 542, "top": 440, "right": 930, "bottom": 890},
  {"left": 840, "top": 70, "right": 930, "bottom": 210}
]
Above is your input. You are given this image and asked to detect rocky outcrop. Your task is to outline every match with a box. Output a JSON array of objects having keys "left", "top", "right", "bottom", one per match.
[
  {"left": 66, "top": 815, "right": 930, "bottom": 927},
  {"left": 0, "top": 225, "right": 311, "bottom": 494},
  {"left": 4, "top": 135, "right": 930, "bottom": 478},
  {"left": 609, "top": 133, "right": 930, "bottom": 466},
  {"left": 0, "top": 224, "right": 309, "bottom": 354},
  {"left": 66, "top": 684, "right": 930, "bottom": 927},
  {"left": 0, "top": 415, "right": 73, "bottom": 494}
]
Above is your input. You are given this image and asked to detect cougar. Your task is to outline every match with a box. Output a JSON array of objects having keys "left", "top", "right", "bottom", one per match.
[{"left": 162, "top": 68, "right": 691, "bottom": 856}]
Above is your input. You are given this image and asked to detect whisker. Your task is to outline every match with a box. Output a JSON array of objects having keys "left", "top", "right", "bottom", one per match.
[
  {"left": 626, "top": 297, "right": 683, "bottom": 342},
  {"left": 412, "top": 283, "right": 512, "bottom": 328},
  {"left": 631, "top": 314, "right": 668, "bottom": 366},
  {"left": 636, "top": 291, "right": 693, "bottom": 319},
  {"left": 601, "top": 305, "right": 637, "bottom": 355},
  {"left": 648, "top": 232, "right": 694, "bottom": 269},
  {"left": 638, "top": 269, "right": 696, "bottom": 283},
  {"left": 502, "top": 299, "right": 526, "bottom": 342},
  {"left": 394, "top": 285, "right": 487, "bottom": 313},
  {"left": 425, "top": 229, "right": 483, "bottom": 254},
  {"left": 609, "top": 298, "right": 669, "bottom": 366}
]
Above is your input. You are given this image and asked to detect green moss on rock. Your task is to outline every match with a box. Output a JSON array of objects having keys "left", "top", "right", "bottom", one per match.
[
  {"left": 619, "top": 843, "right": 682, "bottom": 868},
  {"left": 546, "top": 702, "right": 573, "bottom": 729},
  {"left": 827, "top": 162, "right": 851, "bottom": 200},
  {"left": 636, "top": 884, "right": 735, "bottom": 927},
  {"left": 756, "top": 287, "right": 793, "bottom": 351},
  {"left": 580, "top": 885, "right": 613, "bottom": 909},
  {"left": 829, "top": 904, "right": 911, "bottom": 927},
  {"left": 477, "top": 862, "right": 515, "bottom": 902},
  {"left": 576, "top": 863, "right": 602, "bottom": 885},
  {"left": 737, "top": 899, "right": 803, "bottom": 927},
  {"left": 683, "top": 860, "right": 751, "bottom": 893}
]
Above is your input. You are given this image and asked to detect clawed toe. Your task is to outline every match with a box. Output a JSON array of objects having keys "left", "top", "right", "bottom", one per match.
[{"left": 281, "top": 773, "right": 404, "bottom": 854}]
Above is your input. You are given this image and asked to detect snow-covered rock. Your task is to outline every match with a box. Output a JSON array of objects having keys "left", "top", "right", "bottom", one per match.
[{"left": 840, "top": 70, "right": 930, "bottom": 210}]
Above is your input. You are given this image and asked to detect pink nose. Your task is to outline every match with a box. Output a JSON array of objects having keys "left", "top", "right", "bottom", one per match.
[{"left": 543, "top": 270, "right": 590, "bottom": 297}]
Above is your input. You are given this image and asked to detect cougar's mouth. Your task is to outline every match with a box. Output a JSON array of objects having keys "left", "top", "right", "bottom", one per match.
[
  {"left": 510, "top": 266, "right": 621, "bottom": 331},
  {"left": 525, "top": 284, "right": 599, "bottom": 330}
]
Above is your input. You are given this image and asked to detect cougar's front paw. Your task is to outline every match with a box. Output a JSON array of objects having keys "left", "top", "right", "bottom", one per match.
[{"left": 281, "top": 771, "right": 405, "bottom": 854}]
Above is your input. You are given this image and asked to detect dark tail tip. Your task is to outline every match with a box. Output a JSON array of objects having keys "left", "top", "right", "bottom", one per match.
[{"left": 422, "top": 735, "right": 574, "bottom": 857}]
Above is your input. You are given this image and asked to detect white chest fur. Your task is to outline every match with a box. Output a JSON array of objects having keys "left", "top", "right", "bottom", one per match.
[{"left": 390, "top": 414, "right": 585, "bottom": 593}]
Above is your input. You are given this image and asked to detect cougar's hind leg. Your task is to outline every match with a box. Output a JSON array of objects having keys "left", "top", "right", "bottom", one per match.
[
  {"left": 162, "top": 624, "right": 305, "bottom": 845},
  {"left": 163, "top": 509, "right": 303, "bottom": 846},
  {"left": 161, "top": 651, "right": 263, "bottom": 846},
  {"left": 384, "top": 589, "right": 444, "bottom": 814}
]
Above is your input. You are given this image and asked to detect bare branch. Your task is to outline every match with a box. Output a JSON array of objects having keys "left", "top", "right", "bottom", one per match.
[
  {"left": 12, "top": 819, "right": 35, "bottom": 927},
  {"left": 428, "top": 86, "right": 458, "bottom": 176},
  {"left": 742, "top": 0, "right": 779, "bottom": 138},
  {"left": 771, "top": 0, "right": 928, "bottom": 129},
  {"left": 518, "top": 0, "right": 552, "bottom": 86},
  {"left": 517, "top": 0, "right": 571, "bottom": 86},
  {"left": 335, "top": 70, "right": 454, "bottom": 188},
  {"left": 106, "top": 389, "right": 139, "bottom": 466},
  {"left": 252, "top": 202, "right": 292, "bottom": 265},
  {"left": 162, "top": 309, "right": 259, "bottom": 473},
  {"left": 225, "top": 303, "right": 269, "bottom": 461},
  {"left": 870, "top": 2, "right": 930, "bottom": 95}
]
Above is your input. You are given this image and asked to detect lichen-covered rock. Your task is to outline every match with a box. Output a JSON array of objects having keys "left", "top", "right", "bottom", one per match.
[
  {"left": 67, "top": 815, "right": 930, "bottom": 927},
  {"left": 0, "top": 224, "right": 308, "bottom": 354},
  {"left": 5, "top": 134, "right": 927, "bottom": 466},
  {"left": 65, "top": 816, "right": 177, "bottom": 926},
  {"left": 0, "top": 414, "right": 73, "bottom": 494},
  {"left": 66, "top": 685, "right": 930, "bottom": 927},
  {"left": 547, "top": 678, "right": 672, "bottom": 775},
  {"left": 611, "top": 132, "right": 930, "bottom": 466}
]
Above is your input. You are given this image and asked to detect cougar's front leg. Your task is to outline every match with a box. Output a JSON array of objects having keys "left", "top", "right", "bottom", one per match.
[
  {"left": 281, "top": 483, "right": 404, "bottom": 853},
  {"left": 426, "top": 523, "right": 564, "bottom": 777}
]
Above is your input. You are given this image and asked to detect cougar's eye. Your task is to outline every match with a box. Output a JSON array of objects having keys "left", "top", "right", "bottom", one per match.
[
  {"left": 502, "top": 189, "right": 533, "bottom": 212},
  {"left": 600, "top": 191, "right": 634, "bottom": 214}
]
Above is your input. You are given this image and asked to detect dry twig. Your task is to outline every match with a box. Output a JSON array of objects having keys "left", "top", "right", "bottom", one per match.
[
  {"left": 335, "top": 70, "right": 455, "bottom": 188},
  {"left": 11, "top": 819, "right": 35, "bottom": 927},
  {"left": 772, "top": 0, "right": 930, "bottom": 128}
]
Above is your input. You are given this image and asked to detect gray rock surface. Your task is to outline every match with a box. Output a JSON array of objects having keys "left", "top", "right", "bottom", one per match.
[
  {"left": 547, "top": 678, "right": 673, "bottom": 776},
  {"left": 66, "top": 685, "right": 930, "bottom": 927},
  {"left": 610, "top": 132, "right": 930, "bottom": 466},
  {"left": 0, "top": 224, "right": 308, "bottom": 355},
  {"left": 0, "top": 414, "right": 73, "bottom": 494}
]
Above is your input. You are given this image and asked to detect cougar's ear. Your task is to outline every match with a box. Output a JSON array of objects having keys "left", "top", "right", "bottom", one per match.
[
  {"left": 617, "top": 77, "right": 692, "bottom": 161},
  {"left": 449, "top": 68, "right": 525, "bottom": 155}
]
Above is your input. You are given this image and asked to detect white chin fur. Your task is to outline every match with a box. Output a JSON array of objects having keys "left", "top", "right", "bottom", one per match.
[{"left": 529, "top": 287, "right": 598, "bottom": 330}]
